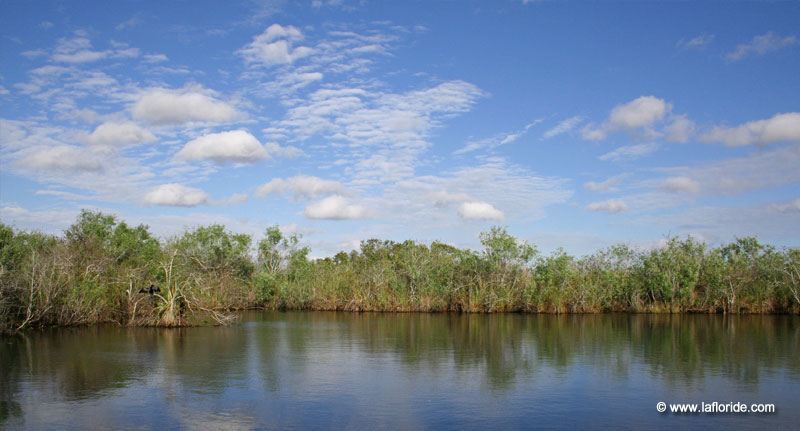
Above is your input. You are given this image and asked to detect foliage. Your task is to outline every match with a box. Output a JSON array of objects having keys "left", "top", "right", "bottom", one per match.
[{"left": 1, "top": 213, "right": 799, "bottom": 332}]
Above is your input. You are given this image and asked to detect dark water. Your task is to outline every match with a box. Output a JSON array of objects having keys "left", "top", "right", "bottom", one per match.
[{"left": 1, "top": 312, "right": 799, "bottom": 430}]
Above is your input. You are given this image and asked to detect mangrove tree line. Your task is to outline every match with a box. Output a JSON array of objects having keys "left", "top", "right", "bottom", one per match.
[{"left": 1, "top": 210, "right": 799, "bottom": 331}]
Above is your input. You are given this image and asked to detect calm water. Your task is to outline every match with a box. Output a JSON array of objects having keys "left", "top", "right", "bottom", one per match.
[{"left": 1, "top": 312, "right": 799, "bottom": 430}]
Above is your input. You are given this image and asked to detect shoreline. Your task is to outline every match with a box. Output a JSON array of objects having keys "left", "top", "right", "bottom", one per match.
[{"left": 5, "top": 307, "right": 799, "bottom": 335}]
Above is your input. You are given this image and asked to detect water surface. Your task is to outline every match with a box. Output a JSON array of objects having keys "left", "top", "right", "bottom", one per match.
[{"left": 2, "top": 312, "right": 799, "bottom": 430}]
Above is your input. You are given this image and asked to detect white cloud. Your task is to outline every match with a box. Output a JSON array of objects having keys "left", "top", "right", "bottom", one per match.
[
  {"left": 664, "top": 114, "right": 695, "bottom": 143},
  {"left": 608, "top": 96, "right": 670, "bottom": 130},
  {"left": 701, "top": 112, "right": 800, "bottom": 146},
  {"left": 34, "top": 189, "right": 96, "bottom": 201},
  {"left": 86, "top": 121, "right": 156, "bottom": 147},
  {"left": 263, "top": 23, "right": 304, "bottom": 41},
  {"left": 52, "top": 34, "right": 109, "bottom": 63},
  {"left": 279, "top": 80, "right": 484, "bottom": 183},
  {"left": 176, "top": 130, "right": 267, "bottom": 163},
  {"left": 223, "top": 193, "right": 249, "bottom": 205},
  {"left": 612, "top": 145, "right": 800, "bottom": 217},
  {"left": 143, "top": 53, "right": 168, "bottom": 63},
  {"left": 132, "top": 86, "right": 240, "bottom": 125},
  {"left": 256, "top": 175, "right": 345, "bottom": 199},
  {"left": 0, "top": 205, "right": 81, "bottom": 234},
  {"left": 116, "top": 15, "right": 143, "bottom": 31},
  {"left": 380, "top": 157, "right": 571, "bottom": 225},
  {"left": 658, "top": 143, "right": 800, "bottom": 195},
  {"left": 1, "top": 120, "right": 160, "bottom": 203},
  {"left": 17, "top": 145, "right": 105, "bottom": 173},
  {"left": 264, "top": 142, "right": 303, "bottom": 158},
  {"left": 582, "top": 96, "right": 671, "bottom": 140},
  {"left": 677, "top": 34, "right": 714, "bottom": 50},
  {"left": 543, "top": 116, "right": 583, "bottom": 139},
  {"left": 304, "top": 195, "right": 367, "bottom": 220},
  {"left": 661, "top": 176, "right": 700, "bottom": 193},
  {"left": 312, "top": 0, "right": 345, "bottom": 8},
  {"left": 455, "top": 121, "right": 540, "bottom": 154},
  {"left": 239, "top": 24, "right": 313, "bottom": 66},
  {"left": 598, "top": 142, "right": 659, "bottom": 162},
  {"left": 50, "top": 32, "right": 140, "bottom": 63},
  {"left": 583, "top": 175, "right": 625, "bottom": 192},
  {"left": 457, "top": 201, "right": 504, "bottom": 221},
  {"left": 258, "top": 70, "right": 324, "bottom": 96},
  {"left": 726, "top": 32, "right": 797, "bottom": 61},
  {"left": 143, "top": 183, "right": 209, "bottom": 207},
  {"left": 634, "top": 204, "right": 800, "bottom": 245},
  {"left": 769, "top": 198, "right": 800, "bottom": 213},
  {"left": 587, "top": 199, "right": 628, "bottom": 213},
  {"left": 427, "top": 190, "right": 471, "bottom": 207},
  {"left": 243, "top": 25, "right": 401, "bottom": 98}
]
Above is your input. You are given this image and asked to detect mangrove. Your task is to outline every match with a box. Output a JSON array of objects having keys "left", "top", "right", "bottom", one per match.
[{"left": 1, "top": 209, "right": 799, "bottom": 332}]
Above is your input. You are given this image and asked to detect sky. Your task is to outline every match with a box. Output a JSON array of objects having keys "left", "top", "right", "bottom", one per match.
[{"left": 0, "top": 0, "right": 799, "bottom": 256}]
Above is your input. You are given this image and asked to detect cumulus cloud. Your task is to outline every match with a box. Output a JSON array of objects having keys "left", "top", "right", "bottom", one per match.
[
  {"left": 543, "top": 116, "right": 583, "bottom": 139},
  {"left": 726, "top": 32, "right": 797, "bottom": 61},
  {"left": 143, "top": 183, "right": 209, "bottom": 207},
  {"left": 457, "top": 201, "right": 504, "bottom": 221},
  {"left": 239, "top": 24, "right": 313, "bottom": 66},
  {"left": 609, "top": 96, "right": 670, "bottom": 129},
  {"left": 176, "top": 130, "right": 267, "bottom": 163},
  {"left": 304, "top": 195, "right": 367, "bottom": 220},
  {"left": 701, "top": 112, "right": 800, "bottom": 146},
  {"left": 256, "top": 175, "right": 345, "bottom": 199},
  {"left": 132, "top": 86, "right": 240, "bottom": 125},
  {"left": 661, "top": 176, "right": 700, "bottom": 193},
  {"left": 598, "top": 143, "right": 659, "bottom": 162},
  {"left": 586, "top": 199, "right": 628, "bottom": 213},
  {"left": 86, "top": 121, "right": 156, "bottom": 147},
  {"left": 664, "top": 115, "right": 695, "bottom": 143},
  {"left": 17, "top": 145, "right": 105, "bottom": 173},
  {"left": 582, "top": 96, "right": 671, "bottom": 140}
]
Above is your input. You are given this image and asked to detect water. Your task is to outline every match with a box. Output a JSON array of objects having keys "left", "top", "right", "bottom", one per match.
[{"left": 2, "top": 312, "right": 799, "bottom": 430}]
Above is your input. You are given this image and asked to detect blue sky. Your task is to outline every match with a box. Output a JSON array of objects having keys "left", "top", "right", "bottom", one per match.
[{"left": 1, "top": 0, "right": 799, "bottom": 256}]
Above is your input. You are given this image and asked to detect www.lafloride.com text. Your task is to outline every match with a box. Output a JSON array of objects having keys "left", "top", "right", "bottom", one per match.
[{"left": 657, "top": 402, "right": 776, "bottom": 414}]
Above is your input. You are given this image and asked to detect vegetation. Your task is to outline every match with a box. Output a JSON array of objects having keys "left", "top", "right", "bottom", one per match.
[{"left": 1, "top": 211, "right": 799, "bottom": 332}]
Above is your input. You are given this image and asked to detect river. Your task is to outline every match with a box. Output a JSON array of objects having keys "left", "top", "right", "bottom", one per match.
[{"left": 2, "top": 312, "right": 799, "bottom": 430}]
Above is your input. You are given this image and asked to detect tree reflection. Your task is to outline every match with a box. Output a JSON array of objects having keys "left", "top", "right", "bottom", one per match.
[{"left": 1, "top": 313, "right": 798, "bottom": 427}]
